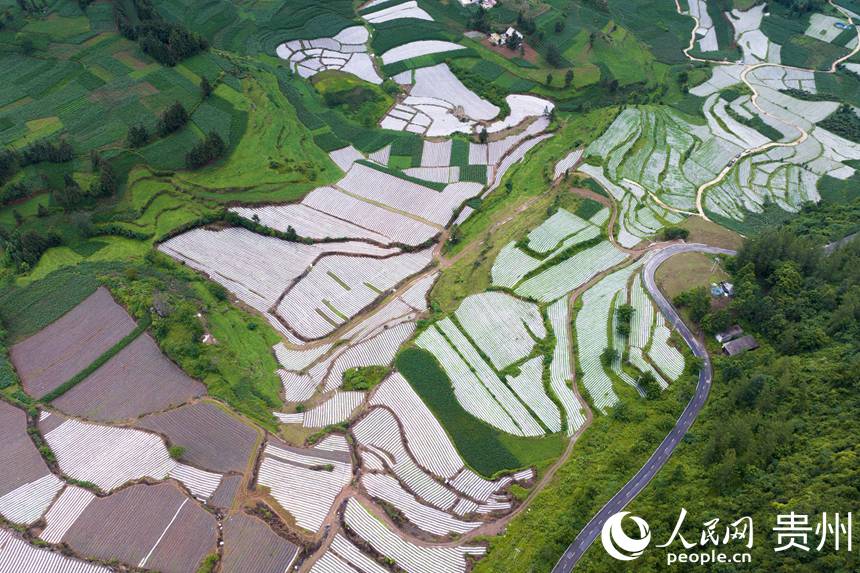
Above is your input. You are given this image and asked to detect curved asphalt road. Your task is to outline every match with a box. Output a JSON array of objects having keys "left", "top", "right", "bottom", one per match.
[{"left": 552, "top": 243, "right": 736, "bottom": 573}]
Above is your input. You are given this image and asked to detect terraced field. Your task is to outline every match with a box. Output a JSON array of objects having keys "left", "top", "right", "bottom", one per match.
[{"left": 2, "top": 0, "right": 858, "bottom": 571}]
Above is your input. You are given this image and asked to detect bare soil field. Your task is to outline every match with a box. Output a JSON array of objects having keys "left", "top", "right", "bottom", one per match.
[
  {"left": 62, "top": 482, "right": 217, "bottom": 573},
  {"left": 10, "top": 287, "right": 137, "bottom": 398},
  {"left": 53, "top": 334, "right": 205, "bottom": 422},
  {"left": 481, "top": 37, "right": 540, "bottom": 64},
  {"left": 209, "top": 474, "right": 243, "bottom": 510},
  {"left": 221, "top": 512, "right": 300, "bottom": 573},
  {"left": 0, "top": 402, "right": 50, "bottom": 496},
  {"left": 136, "top": 400, "right": 260, "bottom": 473}
]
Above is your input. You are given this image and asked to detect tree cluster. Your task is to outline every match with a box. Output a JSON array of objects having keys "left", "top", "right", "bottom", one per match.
[
  {"left": 615, "top": 303, "right": 634, "bottom": 337},
  {"left": 767, "top": 0, "right": 826, "bottom": 15},
  {"left": 516, "top": 12, "right": 536, "bottom": 35},
  {"left": 0, "top": 182, "right": 33, "bottom": 208},
  {"left": 157, "top": 102, "right": 188, "bottom": 137},
  {"left": 127, "top": 124, "right": 149, "bottom": 148},
  {"left": 185, "top": 132, "right": 225, "bottom": 169},
  {"left": 729, "top": 228, "right": 860, "bottom": 352},
  {"left": 115, "top": 0, "right": 208, "bottom": 66},
  {"left": 661, "top": 226, "right": 689, "bottom": 240},
  {"left": 468, "top": 6, "right": 490, "bottom": 33},
  {"left": 0, "top": 137, "right": 74, "bottom": 186},
  {"left": 0, "top": 228, "right": 61, "bottom": 271},
  {"left": 818, "top": 104, "right": 860, "bottom": 144},
  {"left": 19, "top": 138, "right": 73, "bottom": 166},
  {"left": 137, "top": 21, "right": 208, "bottom": 66}
]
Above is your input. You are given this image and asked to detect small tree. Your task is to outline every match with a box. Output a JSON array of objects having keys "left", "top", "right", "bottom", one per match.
[
  {"left": 545, "top": 72, "right": 553, "bottom": 86},
  {"left": 200, "top": 76, "right": 213, "bottom": 98},
  {"left": 479, "top": 127, "right": 488, "bottom": 143},
  {"left": 565, "top": 68, "right": 574, "bottom": 87},
  {"left": 157, "top": 102, "right": 189, "bottom": 137},
  {"left": 449, "top": 224, "right": 461, "bottom": 244},
  {"left": 546, "top": 44, "right": 562, "bottom": 67},
  {"left": 554, "top": 20, "right": 565, "bottom": 33},
  {"left": 600, "top": 347, "right": 618, "bottom": 367},
  {"left": 127, "top": 124, "right": 149, "bottom": 148},
  {"left": 639, "top": 371, "right": 660, "bottom": 399},
  {"left": 615, "top": 303, "right": 634, "bottom": 336}
]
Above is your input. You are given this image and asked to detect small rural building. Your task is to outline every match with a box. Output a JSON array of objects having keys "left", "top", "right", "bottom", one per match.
[
  {"left": 490, "top": 27, "right": 523, "bottom": 46},
  {"left": 710, "top": 283, "right": 724, "bottom": 297},
  {"left": 722, "top": 335, "right": 759, "bottom": 356},
  {"left": 480, "top": 0, "right": 497, "bottom": 8},
  {"left": 720, "top": 281, "right": 735, "bottom": 296},
  {"left": 505, "top": 27, "right": 523, "bottom": 41},
  {"left": 715, "top": 325, "right": 743, "bottom": 344}
]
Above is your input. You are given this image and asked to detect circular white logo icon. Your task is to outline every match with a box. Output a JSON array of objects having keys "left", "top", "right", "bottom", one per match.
[{"left": 601, "top": 511, "right": 651, "bottom": 561}]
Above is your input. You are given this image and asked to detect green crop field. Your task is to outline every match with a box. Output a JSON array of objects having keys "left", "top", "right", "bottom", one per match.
[
  {"left": 370, "top": 18, "right": 453, "bottom": 53},
  {"left": 396, "top": 347, "right": 565, "bottom": 477}
]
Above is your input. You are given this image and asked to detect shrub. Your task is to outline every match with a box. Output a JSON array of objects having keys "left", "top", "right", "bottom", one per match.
[
  {"left": 662, "top": 226, "right": 690, "bottom": 240},
  {"left": 600, "top": 347, "right": 618, "bottom": 367},
  {"left": 674, "top": 287, "right": 711, "bottom": 324},
  {"left": 195, "top": 553, "right": 219, "bottom": 573},
  {"left": 342, "top": 365, "right": 388, "bottom": 391},
  {"left": 638, "top": 371, "right": 660, "bottom": 399}
]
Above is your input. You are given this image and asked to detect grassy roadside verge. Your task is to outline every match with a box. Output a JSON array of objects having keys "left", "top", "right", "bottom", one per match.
[{"left": 472, "top": 361, "right": 698, "bottom": 571}]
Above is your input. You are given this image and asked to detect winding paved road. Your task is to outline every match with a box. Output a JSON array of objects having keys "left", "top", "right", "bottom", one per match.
[{"left": 552, "top": 243, "right": 736, "bottom": 572}]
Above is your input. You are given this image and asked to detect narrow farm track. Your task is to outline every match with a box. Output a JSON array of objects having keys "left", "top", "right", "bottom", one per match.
[
  {"left": 693, "top": 62, "right": 810, "bottom": 219},
  {"left": 551, "top": 243, "right": 736, "bottom": 573},
  {"left": 828, "top": 0, "right": 860, "bottom": 71},
  {"left": 669, "top": 0, "right": 855, "bottom": 219}
]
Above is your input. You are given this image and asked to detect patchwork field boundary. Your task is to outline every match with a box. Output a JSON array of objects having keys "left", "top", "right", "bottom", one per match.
[{"left": 40, "top": 315, "right": 152, "bottom": 403}]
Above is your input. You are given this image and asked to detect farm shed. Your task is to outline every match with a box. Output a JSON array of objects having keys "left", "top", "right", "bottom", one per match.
[
  {"left": 715, "top": 325, "right": 743, "bottom": 343},
  {"left": 722, "top": 335, "right": 759, "bottom": 356}
]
